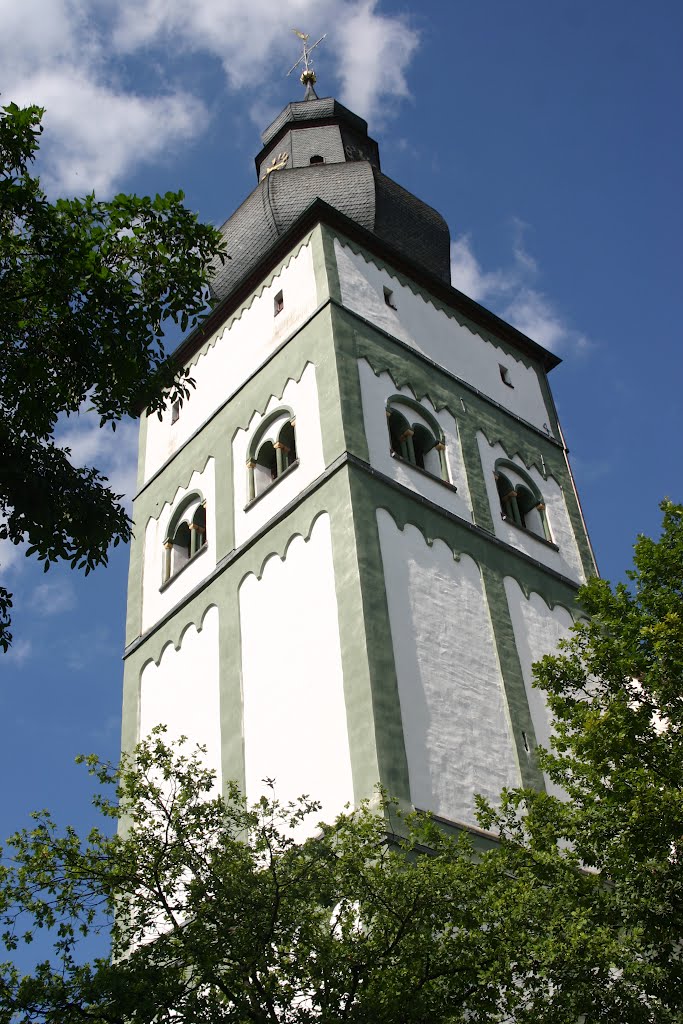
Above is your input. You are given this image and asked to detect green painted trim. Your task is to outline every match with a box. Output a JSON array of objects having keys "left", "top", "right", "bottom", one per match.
[
  {"left": 386, "top": 393, "right": 444, "bottom": 444},
  {"left": 480, "top": 566, "right": 546, "bottom": 791},
  {"left": 327, "top": 307, "right": 370, "bottom": 463},
  {"left": 135, "top": 413, "right": 148, "bottom": 493},
  {"left": 121, "top": 598, "right": 218, "bottom": 751},
  {"left": 353, "top": 329, "right": 564, "bottom": 477},
  {"left": 319, "top": 224, "right": 342, "bottom": 304},
  {"left": 183, "top": 234, "right": 315, "bottom": 371},
  {"left": 310, "top": 224, "right": 328, "bottom": 305},
  {"left": 342, "top": 470, "right": 411, "bottom": 805},
  {"left": 127, "top": 452, "right": 581, "bottom": 662},
  {"left": 332, "top": 314, "right": 592, "bottom": 572},
  {"left": 246, "top": 407, "right": 295, "bottom": 460},
  {"left": 126, "top": 448, "right": 224, "bottom": 647},
  {"left": 126, "top": 299, "right": 348, "bottom": 646},
  {"left": 218, "top": 583, "right": 245, "bottom": 793},
  {"left": 458, "top": 417, "right": 495, "bottom": 533},
  {"left": 348, "top": 461, "right": 581, "bottom": 618},
  {"left": 310, "top": 222, "right": 343, "bottom": 308},
  {"left": 330, "top": 231, "right": 554, "bottom": 379},
  {"left": 125, "top": 457, "right": 346, "bottom": 660},
  {"left": 121, "top": 595, "right": 246, "bottom": 800},
  {"left": 163, "top": 489, "right": 205, "bottom": 544},
  {"left": 123, "top": 452, "right": 581, "bottom": 824},
  {"left": 326, "top": 475, "right": 384, "bottom": 803},
  {"left": 125, "top": 464, "right": 409, "bottom": 812},
  {"left": 124, "top": 524, "right": 145, "bottom": 647}
]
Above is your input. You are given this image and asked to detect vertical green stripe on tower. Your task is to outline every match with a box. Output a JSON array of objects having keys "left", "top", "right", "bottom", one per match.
[{"left": 480, "top": 566, "right": 546, "bottom": 792}]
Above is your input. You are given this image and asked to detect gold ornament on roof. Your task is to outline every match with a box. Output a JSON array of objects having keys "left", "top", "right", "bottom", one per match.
[
  {"left": 287, "top": 28, "right": 326, "bottom": 89},
  {"left": 265, "top": 151, "right": 290, "bottom": 176}
]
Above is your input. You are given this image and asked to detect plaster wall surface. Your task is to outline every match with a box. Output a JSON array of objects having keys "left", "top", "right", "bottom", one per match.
[
  {"left": 232, "top": 363, "right": 326, "bottom": 547},
  {"left": 358, "top": 360, "right": 472, "bottom": 520},
  {"left": 144, "top": 242, "right": 317, "bottom": 483},
  {"left": 139, "top": 605, "right": 222, "bottom": 791},
  {"left": 503, "top": 577, "right": 575, "bottom": 797},
  {"left": 239, "top": 513, "right": 353, "bottom": 836},
  {"left": 477, "top": 434, "right": 585, "bottom": 584},
  {"left": 377, "top": 509, "right": 521, "bottom": 826},
  {"left": 335, "top": 240, "right": 553, "bottom": 434},
  {"left": 141, "top": 459, "right": 216, "bottom": 633}
]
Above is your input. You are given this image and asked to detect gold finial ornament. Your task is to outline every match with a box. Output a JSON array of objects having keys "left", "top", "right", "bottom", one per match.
[
  {"left": 265, "top": 151, "right": 290, "bottom": 176},
  {"left": 287, "top": 29, "right": 326, "bottom": 91}
]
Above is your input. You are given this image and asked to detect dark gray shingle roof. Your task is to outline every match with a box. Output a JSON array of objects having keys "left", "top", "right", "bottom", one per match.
[{"left": 211, "top": 161, "right": 450, "bottom": 301}]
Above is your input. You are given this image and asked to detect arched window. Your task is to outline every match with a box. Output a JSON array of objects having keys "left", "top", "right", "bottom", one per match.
[
  {"left": 386, "top": 397, "right": 449, "bottom": 482},
  {"left": 494, "top": 460, "right": 551, "bottom": 542},
  {"left": 163, "top": 493, "right": 207, "bottom": 584},
  {"left": 309, "top": 154, "right": 324, "bottom": 165},
  {"left": 247, "top": 409, "right": 298, "bottom": 502},
  {"left": 192, "top": 504, "right": 207, "bottom": 552}
]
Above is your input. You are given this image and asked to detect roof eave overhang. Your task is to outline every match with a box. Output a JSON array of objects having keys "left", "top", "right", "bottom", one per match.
[{"left": 172, "top": 197, "right": 562, "bottom": 374}]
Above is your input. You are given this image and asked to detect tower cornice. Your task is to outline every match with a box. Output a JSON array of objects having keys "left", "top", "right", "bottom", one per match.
[{"left": 172, "top": 200, "right": 561, "bottom": 380}]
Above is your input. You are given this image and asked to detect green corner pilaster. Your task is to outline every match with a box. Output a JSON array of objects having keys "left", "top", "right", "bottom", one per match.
[
  {"left": 136, "top": 413, "right": 149, "bottom": 493},
  {"left": 344, "top": 465, "right": 411, "bottom": 804},
  {"left": 217, "top": 578, "right": 245, "bottom": 793},
  {"left": 457, "top": 417, "right": 496, "bottom": 533},
  {"left": 318, "top": 224, "right": 342, "bottom": 304},
  {"left": 480, "top": 566, "right": 546, "bottom": 791},
  {"left": 329, "top": 306, "right": 371, "bottom": 462}
]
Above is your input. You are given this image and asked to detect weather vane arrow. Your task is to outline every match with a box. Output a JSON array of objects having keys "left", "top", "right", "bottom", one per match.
[{"left": 287, "top": 29, "right": 326, "bottom": 98}]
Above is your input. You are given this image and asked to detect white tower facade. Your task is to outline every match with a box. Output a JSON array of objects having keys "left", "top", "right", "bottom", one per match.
[{"left": 121, "top": 93, "right": 596, "bottom": 837}]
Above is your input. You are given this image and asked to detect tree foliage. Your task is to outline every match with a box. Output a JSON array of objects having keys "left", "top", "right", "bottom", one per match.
[
  {"left": 0, "top": 733, "right": 555, "bottom": 1024},
  {"left": 480, "top": 498, "right": 683, "bottom": 1020},
  {"left": 0, "top": 102, "right": 226, "bottom": 650},
  {"left": 0, "top": 492, "right": 681, "bottom": 1022}
]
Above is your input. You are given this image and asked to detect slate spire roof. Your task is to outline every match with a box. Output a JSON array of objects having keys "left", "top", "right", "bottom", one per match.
[{"left": 210, "top": 89, "right": 451, "bottom": 302}]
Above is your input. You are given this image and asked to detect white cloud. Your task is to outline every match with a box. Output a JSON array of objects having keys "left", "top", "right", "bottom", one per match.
[
  {"left": 30, "top": 579, "right": 77, "bottom": 617},
  {"left": 57, "top": 413, "right": 139, "bottom": 512},
  {"left": 1, "top": 0, "right": 420, "bottom": 194},
  {"left": 450, "top": 231, "right": 591, "bottom": 354},
  {"left": 333, "top": 1, "right": 419, "bottom": 124},
  {"left": 11, "top": 69, "right": 206, "bottom": 196},
  {"left": 112, "top": 0, "right": 419, "bottom": 125},
  {"left": 0, "top": 1, "right": 206, "bottom": 195},
  {"left": 0, "top": 537, "right": 25, "bottom": 576},
  {"left": 450, "top": 235, "right": 515, "bottom": 304},
  {"left": 4, "top": 637, "right": 33, "bottom": 666}
]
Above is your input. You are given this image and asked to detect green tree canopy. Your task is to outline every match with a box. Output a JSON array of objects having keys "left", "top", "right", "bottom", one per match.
[
  {"left": 0, "top": 102, "right": 226, "bottom": 650},
  {"left": 481, "top": 498, "right": 683, "bottom": 1020},
  {"left": 1, "top": 507, "right": 681, "bottom": 1021},
  {"left": 0, "top": 732, "right": 618, "bottom": 1024}
]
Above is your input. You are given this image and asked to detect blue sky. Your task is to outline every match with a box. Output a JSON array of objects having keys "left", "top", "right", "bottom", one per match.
[{"left": 1, "top": 0, "right": 681, "bottom": 888}]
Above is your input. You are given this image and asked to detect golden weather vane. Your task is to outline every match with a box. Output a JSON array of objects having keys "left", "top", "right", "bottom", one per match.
[{"left": 287, "top": 29, "right": 326, "bottom": 93}]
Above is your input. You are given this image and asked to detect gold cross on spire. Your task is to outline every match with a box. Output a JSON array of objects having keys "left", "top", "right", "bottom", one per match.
[{"left": 287, "top": 29, "right": 326, "bottom": 93}]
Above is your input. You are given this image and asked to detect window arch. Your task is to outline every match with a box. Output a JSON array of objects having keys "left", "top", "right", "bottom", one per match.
[
  {"left": 386, "top": 396, "right": 449, "bottom": 482},
  {"left": 247, "top": 408, "right": 298, "bottom": 502},
  {"left": 162, "top": 492, "right": 207, "bottom": 583},
  {"left": 494, "top": 460, "right": 551, "bottom": 542}
]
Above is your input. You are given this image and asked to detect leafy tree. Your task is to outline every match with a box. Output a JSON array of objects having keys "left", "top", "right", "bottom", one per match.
[
  {"left": 0, "top": 731, "right": 623, "bottom": 1024},
  {"left": 0, "top": 506, "right": 681, "bottom": 1022},
  {"left": 480, "top": 498, "right": 683, "bottom": 1021},
  {"left": 0, "top": 102, "right": 226, "bottom": 650}
]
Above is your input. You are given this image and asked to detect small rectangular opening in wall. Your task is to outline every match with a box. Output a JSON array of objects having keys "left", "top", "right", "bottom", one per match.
[
  {"left": 274, "top": 290, "right": 284, "bottom": 316},
  {"left": 499, "top": 364, "right": 514, "bottom": 388},
  {"left": 383, "top": 286, "right": 397, "bottom": 310},
  {"left": 171, "top": 400, "right": 180, "bottom": 424},
  {"left": 522, "top": 731, "right": 530, "bottom": 752}
]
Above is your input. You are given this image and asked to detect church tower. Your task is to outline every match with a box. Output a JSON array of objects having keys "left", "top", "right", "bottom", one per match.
[{"left": 121, "top": 70, "right": 596, "bottom": 837}]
